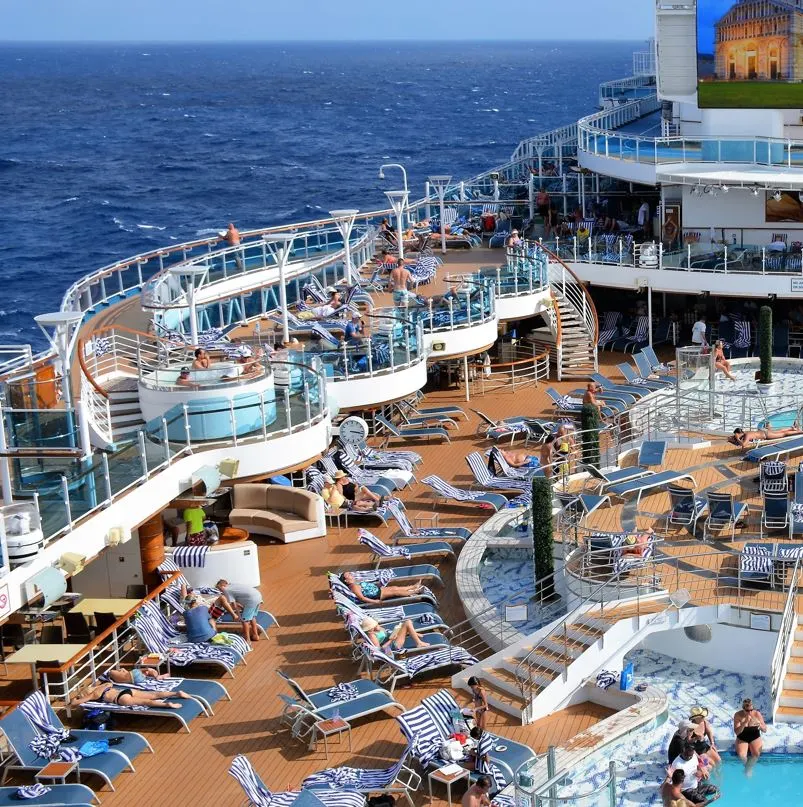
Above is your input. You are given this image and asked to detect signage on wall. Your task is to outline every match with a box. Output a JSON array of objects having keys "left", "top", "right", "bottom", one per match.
[
  {"left": 791, "top": 279, "right": 803, "bottom": 293},
  {"left": 749, "top": 612, "right": 771, "bottom": 631}
]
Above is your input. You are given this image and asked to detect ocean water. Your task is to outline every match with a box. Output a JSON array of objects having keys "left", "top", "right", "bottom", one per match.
[{"left": 0, "top": 41, "right": 638, "bottom": 349}]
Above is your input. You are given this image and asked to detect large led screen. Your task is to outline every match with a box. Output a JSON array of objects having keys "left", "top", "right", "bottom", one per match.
[{"left": 698, "top": 0, "right": 803, "bottom": 108}]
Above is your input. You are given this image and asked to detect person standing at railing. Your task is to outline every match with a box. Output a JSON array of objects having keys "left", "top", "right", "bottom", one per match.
[
  {"left": 220, "top": 222, "right": 245, "bottom": 271},
  {"left": 638, "top": 200, "right": 651, "bottom": 240},
  {"left": 691, "top": 315, "right": 708, "bottom": 350}
]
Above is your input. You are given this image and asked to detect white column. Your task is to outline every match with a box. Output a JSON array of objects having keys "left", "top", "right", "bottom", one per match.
[
  {"left": 385, "top": 190, "right": 410, "bottom": 262},
  {"left": 425, "top": 181, "right": 431, "bottom": 220},
  {"left": 528, "top": 174, "right": 535, "bottom": 219},
  {"left": 330, "top": 209, "right": 359, "bottom": 285},
  {"left": 428, "top": 176, "right": 452, "bottom": 256},
  {"left": 463, "top": 355, "right": 471, "bottom": 402},
  {"left": 187, "top": 283, "right": 199, "bottom": 346},
  {"left": 647, "top": 283, "right": 653, "bottom": 347},
  {"left": 264, "top": 234, "right": 296, "bottom": 345}
]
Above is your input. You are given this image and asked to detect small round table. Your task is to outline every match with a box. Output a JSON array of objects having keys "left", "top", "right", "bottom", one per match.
[{"left": 220, "top": 526, "right": 249, "bottom": 544}]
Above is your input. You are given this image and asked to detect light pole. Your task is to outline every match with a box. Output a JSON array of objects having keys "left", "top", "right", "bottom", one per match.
[
  {"left": 379, "top": 163, "right": 408, "bottom": 223},
  {"left": 263, "top": 233, "right": 296, "bottom": 345},
  {"left": 329, "top": 209, "right": 360, "bottom": 285},
  {"left": 168, "top": 265, "right": 209, "bottom": 346},
  {"left": 385, "top": 190, "right": 409, "bottom": 261},
  {"left": 428, "top": 175, "right": 452, "bottom": 255}
]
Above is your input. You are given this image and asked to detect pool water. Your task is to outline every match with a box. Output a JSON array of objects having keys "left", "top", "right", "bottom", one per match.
[
  {"left": 761, "top": 408, "right": 801, "bottom": 430},
  {"left": 711, "top": 754, "right": 803, "bottom": 804}
]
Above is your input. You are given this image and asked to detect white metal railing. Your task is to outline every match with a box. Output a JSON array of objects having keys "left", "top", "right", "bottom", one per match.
[
  {"left": 598, "top": 75, "right": 656, "bottom": 107},
  {"left": 771, "top": 556, "right": 800, "bottom": 720},
  {"left": 472, "top": 345, "right": 551, "bottom": 396},
  {"left": 0, "top": 345, "right": 34, "bottom": 377},
  {"left": 417, "top": 279, "right": 496, "bottom": 335},
  {"left": 578, "top": 94, "right": 662, "bottom": 163},
  {"left": 633, "top": 48, "right": 655, "bottom": 77}
]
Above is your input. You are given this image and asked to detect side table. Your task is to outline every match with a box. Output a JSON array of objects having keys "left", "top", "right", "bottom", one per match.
[
  {"left": 313, "top": 717, "right": 352, "bottom": 759},
  {"left": 428, "top": 765, "right": 469, "bottom": 805},
  {"left": 36, "top": 760, "right": 78, "bottom": 785}
]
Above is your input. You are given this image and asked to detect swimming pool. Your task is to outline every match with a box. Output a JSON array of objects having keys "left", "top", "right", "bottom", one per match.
[{"left": 710, "top": 754, "right": 803, "bottom": 804}]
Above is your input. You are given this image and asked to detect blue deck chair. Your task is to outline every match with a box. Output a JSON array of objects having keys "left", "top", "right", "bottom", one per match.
[
  {"left": 730, "top": 320, "right": 752, "bottom": 358},
  {"left": 0, "top": 704, "right": 134, "bottom": 791},
  {"left": 735, "top": 544, "right": 775, "bottom": 589},
  {"left": 375, "top": 415, "right": 450, "bottom": 446},
  {"left": 760, "top": 460, "right": 788, "bottom": 494},
  {"left": 318, "top": 452, "right": 399, "bottom": 493},
  {"left": 545, "top": 388, "right": 618, "bottom": 418},
  {"left": 328, "top": 572, "right": 439, "bottom": 608},
  {"left": 331, "top": 591, "right": 446, "bottom": 633},
  {"left": 613, "top": 533, "right": 656, "bottom": 575},
  {"left": 421, "top": 475, "right": 507, "bottom": 511},
  {"left": 103, "top": 670, "right": 230, "bottom": 714},
  {"left": 488, "top": 446, "right": 543, "bottom": 480},
  {"left": 584, "top": 463, "right": 651, "bottom": 492},
  {"left": 761, "top": 491, "right": 790, "bottom": 536},
  {"left": 466, "top": 453, "right": 532, "bottom": 493},
  {"left": 393, "top": 403, "right": 460, "bottom": 430},
  {"left": 641, "top": 345, "right": 673, "bottom": 375},
  {"left": 703, "top": 491, "right": 748, "bottom": 541},
  {"left": 633, "top": 351, "right": 675, "bottom": 384},
  {"left": 638, "top": 440, "right": 667, "bottom": 467},
  {"left": 607, "top": 470, "right": 696, "bottom": 506},
  {"left": 665, "top": 485, "right": 708, "bottom": 534},
  {"left": 404, "top": 394, "right": 467, "bottom": 420},
  {"left": 608, "top": 315, "right": 648, "bottom": 353},
  {"left": 339, "top": 443, "right": 415, "bottom": 475},
  {"left": 790, "top": 472, "right": 803, "bottom": 537},
  {"left": 471, "top": 409, "right": 548, "bottom": 444},
  {"left": 348, "top": 564, "right": 443, "bottom": 587},
  {"left": 303, "top": 747, "right": 421, "bottom": 807},
  {"left": 556, "top": 492, "right": 611, "bottom": 526},
  {"left": 746, "top": 435, "right": 803, "bottom": 463},
  {"left": 565, "top": 383, "right": 635, "bottom": 407},
  {"left": 617, "top": 362, "right": 670, "bottom": 390},
  {"left": 597, "top": 312, "right": 621, "bottom": 349},
  {"left": 386, "top": 499, "right": 472, "bottom": 542},
  {"left": 76, "top": 690, "right": 206, "bottom": 733},
  {"left": 358, "top": 529, "right": 454, "bottom": 567},
  {"left": 359, "top": 642, "right": 477, "bottom": 692},
  {"left": 590, "top": 372, "right": 652, "bottom": 400},
  {"left": 229, "top": 755, "right": 365, "bottom": 807},
  {"left": 0, "top": 784, "right": 97, "bottom": 806},
  {"left": 344, "top": 613, "right": 448, "bottom": 664}
]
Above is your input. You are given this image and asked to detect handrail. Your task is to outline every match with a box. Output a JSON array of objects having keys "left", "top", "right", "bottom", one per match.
[
  {"left": 771, "top": 555, "right": 800, "bottom": 717},
  {"left": 37, "top": 571, "right": 182, "bottom": 677}
]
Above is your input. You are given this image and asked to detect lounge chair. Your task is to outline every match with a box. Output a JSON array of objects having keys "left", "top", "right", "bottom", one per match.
[
  {"left": 665, "top": 485, "right": 708, "bottom": 534},
  {"left": 640, "top": 345, "right": 673, "bottom": 375},
  {"left": 420, "top": 475, "right": 508, "bottom": 511},
  {"left": 344, "top": 613, "right": 448, "bottom": 665},
  {"left": 584, "top": 463, "right": 651, "bottom": 492},
  {"left": 590, "top": 373, "right": 647, "bottom": 403},
  {"left": 760, "top": 460, "right": 788, "bottom": 494},
  {"left": 394, "top": 405, "right": 460, "bottom": 430},
  {"left": 488, "top": 446, "right": 543, "bottom": 481},
  {"left": 466, "top": 452, "right": 532, "bottom": 493},
  {"left": 331, "top": 591, "right": 446, "bottom": 633},
  {"left": 746, "top": 436, "right": 803, "bottom": 463},
  {"left": 617, "top": 363, "right": 669, "bottom": 391},
  {"left": 762, "top": 491, "right": 790, "bottom": 536},
  {"left": 545, "top": 388, "right": 619, "bottom": 418},
  {"left": 318, "top": 453, "right": 400, "bottom": 493},
  {"left": 0, "top": 784, "right": 97, "bottom": 806},
  {"left": 335, "top": 449, "right": 415, "bottom": 489},
  {"left": 608, "top": 315, "right": 649, "bottom": 353},
  {"left": 229, "top": 755, "right": 366, "bottom": 807},
  {"left": 703, "top": 491, "right": 748, "bottom": 541},
  {"left": 386, "top": 499, "right": 472, "bottom": 542},
  {"left": 0, "top": 697, "right": 140, "bottom": 791},
  {"left": 472, "top": 409, "right": 552, "bottom": 444},
  {"left": 613, "top": 532, "right": 656, "bottom": 575},
  {"left": 633, "top": 351, "right": 675, "bottom": 384},
  {"left": 327, "top": 572, "right": 439, "bottom": 609},
  {"left": 607, "top": 470, "right": 696, "bottom": 505},
  {"left": 359, "top": 642, "right": 477, "bottom": 692},
  {"left": 638, "top": 440, "right": 667, "bottom": 467},
  {"left": 735, "top": 544, "right": 775, "bottom": 589},
  {"left": 556, "top": 492, "right": 611, "bottom": 524},
  {"left": 358, "top": 529, "right": 454, "bottom": 567},
  {"left": 375, "top": 415, "right": 450, "bottom": 446},
  {"left": 303, "top": 747, "right": 421, "bottom": 807},
  {"left": 790, "top": 472, "right": 803, "bottom": 537},
  {"left": 396, "top": 690, "right": 536, "bottom": 785},
  {"left": 407, "top": 393, "right": 467, "bottom": 420},
  {"left": 597, "top": 311, "right": 621, "bottom": 350}
]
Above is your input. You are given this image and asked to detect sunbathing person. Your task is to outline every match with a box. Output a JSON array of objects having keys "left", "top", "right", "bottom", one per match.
[
  {"left": 361, "top": 615, "right": 428, "bottom": 650},
  {"left": 341, "top": 571, "right": 425, "bottom": 603},
  {"left": 620, "top": 528, "right": 654, "bottom": 558},
  {"left": 713, "top": 340, "right": 735, "bottom": 381},
  {"left": 730, "top": 425, "right": 803, "bottom": 447},
  {"left": 321, "top": 473, "right": 381, "bottom": 513},
  {"left": 499, "top": 448, "right": 541, "bottom": 470},
  {"left": 106, "top": 666, "right": 170, "bottom": 686},
  {"left": 72, "top": 680, "right": 192, "bottom": 710}
]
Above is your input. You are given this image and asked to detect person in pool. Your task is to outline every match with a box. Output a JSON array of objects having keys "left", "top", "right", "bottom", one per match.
[
  {"left": 72, "top": 680, "right": 193, "bottom": 710},
  {"left": 340, "top": 571, "right": 425, "bottom": 603},
  {"left": 729, "top": 425, "right": 803, "bottom": 447},
  {"left": 360, "top": 616, "right": 428, "bottom": 651},
  {"left": 733, "top": 698, "right": 766, "bottom": 762}
]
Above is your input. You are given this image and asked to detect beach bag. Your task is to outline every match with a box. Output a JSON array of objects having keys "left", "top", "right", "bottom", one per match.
[
  {"left": 440, "top": 739, "right": 464, "bottom": 761},
  {"left": 82, "top": 708, "right": 112, "bottom": 731}
]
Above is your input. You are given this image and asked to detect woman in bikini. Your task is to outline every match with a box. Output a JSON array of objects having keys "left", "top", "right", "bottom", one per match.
[
  {"left": 361, "top": 616, "right": 428, "bottom": 651},
  {"left": 733, "top": 698, "right": 766, "bottom": 762},
  {"left": 713, "top": 340, "right": 736, "bottom": 381},
  {"left": 467, "top": 676, "right": 489, "bottom": 729},
  {"left": 72, "top": 680, "right": 192, "bottom": 710},
  {"left": 106, "top": 666, "right": 170, "bottom": 685},
  {"left": 341, "top": 571, "right": 425, "bottom": 604},
  {"left": 688, "top": 705, "right": 720, "bottom": 765},
  {"left": 730, "top": 425, "right": 803, "bottom": 447}
]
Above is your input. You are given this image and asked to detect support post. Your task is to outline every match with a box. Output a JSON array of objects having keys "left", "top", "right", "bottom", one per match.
[
  {"left": 463, "top": 355, "right": 471, "bottom": 402},
  {"left": 330, "top": 209, "right": 360, "bottom": 285}
]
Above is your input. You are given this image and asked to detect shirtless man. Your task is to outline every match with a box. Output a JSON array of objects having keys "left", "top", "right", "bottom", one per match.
[
  {"left": 462, "top": 776, "right": 491, "bottom": 807},
  {"left": 192, "top": 348, "right": 211, "bottom": 370},
  {"left": 539, "top": 434, "right": 556, "bottom": 478},
  {"left": 660, "top": 770, "right": 704, "bottom": 807},
  {"left": 499, "top": 447, "right": 541, "bottom": 470},
  {"left": 389, "top": 258, "right": 416, "bottom": 306},
  {"left": 582, "top": 382, "right": 606, "bottom": 418},
  {"left": 222, "top": 222, "right": 244, "bottom": 270},
  {"left": 730, "top": 425, "right": 803, "bottom": 447}
]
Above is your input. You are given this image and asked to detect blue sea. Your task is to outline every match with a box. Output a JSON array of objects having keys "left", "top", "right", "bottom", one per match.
[{"left": 0, "top": 41, "right": 637, "bottom": 349}]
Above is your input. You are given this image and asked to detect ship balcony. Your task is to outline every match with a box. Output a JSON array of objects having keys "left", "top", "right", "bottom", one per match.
[{"left": 485, "top": 248, "right": 553, "bottom": 321}]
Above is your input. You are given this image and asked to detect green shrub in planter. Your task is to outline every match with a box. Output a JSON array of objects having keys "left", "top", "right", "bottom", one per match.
[
  {"left": 532, "top": 476, "right": 555, "bottom": 599},
  {"left": 581, "top": 403, "right": 601, "bottom": 468},
  {"left": 759, "top": 305, "right": 772, "bottom": 385}
]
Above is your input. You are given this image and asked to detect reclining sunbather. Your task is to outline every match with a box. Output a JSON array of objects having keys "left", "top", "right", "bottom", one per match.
[
  {"left": 72, "top": 680, "right": 192, "bottom": 710},
  {"left": 361, "top": 616, "right": 428, "bottom": 650},
  {"left": 730, "top": 425, "right": 803, "bottom": 447},
  {"left": 620, "top": 528, "right": 654, "bottom": 558},
  {"left": 341, "top": 571, "right": 424, "bottom": 603},
  {"left": 321, "top": 474, "right": 382, "bottom": 513},
  {"left": 498, "top": 448, "right": 542, "bottom": 470},
  {"left": 106, "top": 666, "right": 170, "bottom": 685}
]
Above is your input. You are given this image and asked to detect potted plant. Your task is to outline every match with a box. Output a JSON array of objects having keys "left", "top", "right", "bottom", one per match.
[
  {"left": 532, "top": 476, "right": 557, "bottom": 601},
  {"left": 757, "top": 305, "right": 774, "bottom": 395},
  {"left": 581, "top": 403, "right": 601, "bottom": 468}
]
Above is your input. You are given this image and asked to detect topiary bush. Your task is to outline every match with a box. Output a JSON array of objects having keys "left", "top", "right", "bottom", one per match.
[
  {"left": 581, "top": 403, "right": 601, "bottom": 468},
  {"left": 532, "top": 476, "right": 555, "bottom": 599},
  {"left": 759, "top": 305, "right": 773, "bottom": 384}
]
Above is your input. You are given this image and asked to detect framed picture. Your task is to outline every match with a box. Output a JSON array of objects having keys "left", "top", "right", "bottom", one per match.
[{"left": 505, "top": 604, "right": 528, "bottom": 623}]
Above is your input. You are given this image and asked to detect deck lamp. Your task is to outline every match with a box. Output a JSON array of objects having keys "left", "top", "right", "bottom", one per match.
[
  {"left": 329, "top": 209, "right": 360, "bottom": 285},
  {"left": 379, "top": 164, "right": 409, "bottom": 223},
  {"left": 263, "top": 233, "right": 297, "bottom": 345},
  {"left": 428, "top": 175, "right": 453, "bottom": 255},
  {"left": 167, "top": 265, "right": 209, "bottom": 347},
  {"left": 385, "top": 190, "right": 409, "bottom": 261}
]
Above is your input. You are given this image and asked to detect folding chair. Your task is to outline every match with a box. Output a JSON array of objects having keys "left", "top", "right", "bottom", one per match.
[{"left": 703, "top": 491, "right": 748, "bottom": 541}]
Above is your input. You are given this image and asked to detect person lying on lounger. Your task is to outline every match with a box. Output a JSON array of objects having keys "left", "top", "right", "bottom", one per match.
[
  {"left": 72, "top": 681, "right": 193, "bottom": 710},
  {"left": 729, "top": 425, "right": 803, "bottom": 447},
  {"left": 341, "top": 571, "right": 425, "bottom": 603},
  {"left": 361, "top": 615, "right": 429, "bottom": 650},
  {"left": 621, "top": 528, "right": 654, "bottom": 558},
  {"left": 105, "top": 666, "right": 171, "bottom": 686},
  {"left": 498, "top": 448, "right": 542, "bottom": 470}
]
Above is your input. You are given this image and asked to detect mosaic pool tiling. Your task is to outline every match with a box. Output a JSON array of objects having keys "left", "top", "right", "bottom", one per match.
[{"left": 551, "top": 648, "right": 803, "bottom": 806}]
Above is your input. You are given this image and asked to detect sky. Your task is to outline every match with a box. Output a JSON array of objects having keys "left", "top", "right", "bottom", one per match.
[
  {"left": 697, "top": 0, "right": 733, "bottom": 55},
  {"left": 2, "top": 0, "right": 653, "bottom": 42}
]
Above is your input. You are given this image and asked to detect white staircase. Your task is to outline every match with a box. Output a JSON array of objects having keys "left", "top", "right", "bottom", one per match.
[
  {"left": 107, "top": 380, "right": 145, "bottom": 441},
  {"left": 454, "top": 595, "right": 672, "bottom": 724},
  {"left": 775, "top": 614, "right": 803, "bottom": 723}
]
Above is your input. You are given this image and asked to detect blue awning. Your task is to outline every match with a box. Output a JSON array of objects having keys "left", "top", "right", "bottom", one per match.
[{"left": 25, "top": 566, "right": 67, "bottom": 609}]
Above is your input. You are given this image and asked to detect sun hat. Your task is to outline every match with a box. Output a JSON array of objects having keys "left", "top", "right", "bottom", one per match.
[
  {"left": 689, "top": 706, "right": 709, "bottom": 719},
  {"left": 333, "top": 469, "right": 347, "bottom": 479}
]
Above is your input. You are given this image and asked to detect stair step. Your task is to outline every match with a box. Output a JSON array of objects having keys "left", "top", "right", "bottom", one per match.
[
  {"left": 490, "top": 664, "right": 552, "bottom": 691},
  {"left": 110, "top": 412, "right": 145, "bottom": 426},
  {"left": 779, "top": 689, "right": 803, "bottom": 708},
  {"left": 473, "top": 675, "right": 529, "bottom": 709},
  {"left": 776, "top": 704, "right": 803, "bottom": 723},
  {"left": 540, "top": 634, "right": 592, "bottom": 658},
  {"left": 783, "top": 673, "right": 803, "bottom": 689}
]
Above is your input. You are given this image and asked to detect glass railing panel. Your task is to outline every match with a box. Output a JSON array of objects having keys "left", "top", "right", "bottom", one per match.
[{"left": 4, "top": 408, "right": 80, "bottom": 451}]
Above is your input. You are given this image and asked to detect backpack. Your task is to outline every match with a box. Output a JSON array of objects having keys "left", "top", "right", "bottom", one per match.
[{"left": 82, "top": 708, "right": 112, "bottom": 731}]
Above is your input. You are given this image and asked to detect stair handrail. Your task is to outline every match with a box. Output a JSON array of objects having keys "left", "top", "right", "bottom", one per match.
[{"left": 771, "top": 555, "right": 801, "bottom": 720}]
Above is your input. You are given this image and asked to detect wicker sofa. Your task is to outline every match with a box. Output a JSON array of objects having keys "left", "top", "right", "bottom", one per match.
[{"left": 229, "top": 483, "right": 326, "bottom": 543}]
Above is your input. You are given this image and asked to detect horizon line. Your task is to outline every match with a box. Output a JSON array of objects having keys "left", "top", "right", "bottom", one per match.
[{"left": 0, "top": 36, "right": 650, "bottom": 44}]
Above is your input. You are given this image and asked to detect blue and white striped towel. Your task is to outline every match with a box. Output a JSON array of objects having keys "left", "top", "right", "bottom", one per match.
[{"left": 173, "top": 545, "right": 209, "bottom": 568}]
